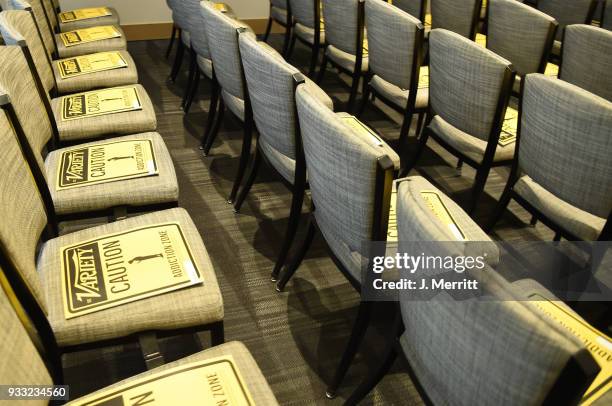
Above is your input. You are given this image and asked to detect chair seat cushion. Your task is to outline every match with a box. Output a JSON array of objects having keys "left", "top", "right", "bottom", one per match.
[
  {"left": 58, "top": 7, "right": 121, "bottom": 32},
  {"left": 53, "top": 50, "right": 138, "bottom": 94},
  {"left": 513, "top": 175, "right": 605, "bottom": 241},
  {"left": 56, "top": 26, "right": 128, "bottom": 59},
  {"left": 45, "top": 132, "right": 178, "bottom": 215},
  {"left": 39, "top": 207, "right": 224, "bottom": 346},
  {"left": 429, "top": 115, "right": 515, "bottom": 164},
  {"left": 370, "top": 74, "right": 429, "bottom": 111},
  {"left": 326, "top": 44, "right": 369, "bottom": 73},
  {"left": 259, "top": 137, "right": 296, "bottom": 184},
  {"left": 294, "top": 22, "right": 325, "bottom": 45},
  {"left": 551, "top": 39, "right": 561, "bottom": 57},
  {"left": 222, "top": 89, "right": 245, "bottom": 122},
  {"left": 317, "top": 223, "right": 364, "bottom": 282},
  {"left": 51, "top": 84, "right": 157, "bottom": 142},
  {"left": 196, "top": 54, "right": 213, "bottom": 79},
  {"left": 181, "top": 30, "right": 191, "bottom": 47},
  {"left": 74, "top": 341, "right": 278, "bottom": 404},
  {"left": 271, "top": 6, "right": 288, "bottom": 25}
]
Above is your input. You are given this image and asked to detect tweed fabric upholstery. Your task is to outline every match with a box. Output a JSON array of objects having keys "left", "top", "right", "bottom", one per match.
[
  {"left": 74, "top": 342, "right": 278, "bottom": 405},
  {"left": 428, "top": 29, "right": 511, "bottom": 142},
  {"left": 201, "top": 2, "right": 250, "bottom": 103},
  {"left": 0, "top": 45, "right": 53, "bottom": 173},
  {"left": 39, "top": 207, "right": 224, "bottom": 346},
  {"left": 487, "top": 0, "right": 557, "bottom": 76},
  {"left": 271, "top": 5, "right": 288, "bottom": 24},
  {"left": 296, "top": 84, "right": 400, "bottom": 268},
  {"left": 604, "top": 0, "right": 612, "bottom": 30},
  {"left": 519, "top": 74, "right": 612, "bottom": 219},
  {"left": 51, "top": 84, "right": 157, "bottom": 142},
  {"left": 290, "top": 0, "right": 317, "bottom": 29},
  {"left": 0, "top": 278, "right": 53, "bottom": 398},
  {"left": 58, "top": 6, "right": 120, "bottom": 32},
  {"left": 366, "top": 0, "right": 421, "bottom": 95},
  {"left": 56, "top": 26, "right": 127, "bottom": 59},
  {"left": 392, "top": 0, "right": 425, "bottom": 19},
  {"left": 185, "top": 0, "right": 211, "bottom": 60},
  {"left": 4, "top": 0, "right": 56, "bottom": 58},
  {"left": 271, "top": 0, "right": 287, "bottom": 9},
  {"left": 322, "top": 0, "right": 362, "bottom": 54},
  {"left": 294, "top": 22, "right": 325, "bottom": 44},
  {"left": 561, "top": 25, "right": 612, "bottom": 102},
  {"left": 170, "top": 0, "right": 189, "bottom": 30},
  {"left": 369, "top": 74, "right": 428, "bottom": 110},
  {"left": 180, "top": 29, "right": 191, "bottom": 47},
  {"left": 326, "top": 45, "right": 368, "bottom": 73},
  {"left": 431, "top": 0, "right": 480, "bottom": 38},
  {"left": 538, "top": 0, "right": 595, "bottom": 40},
  {"left": 222, "top": 88, "right": 246, "bottom": 121},
  {"left": 45, "top": 132, "right": 179, "bottom": 215},
  {"left": 196, "top": 54, "right": 213, "bottom": 79},
  {"left": 0, "top": 105, "right": 48, "bottom": 312}
]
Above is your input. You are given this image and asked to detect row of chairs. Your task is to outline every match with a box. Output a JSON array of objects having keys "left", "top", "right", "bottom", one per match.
[
  {"left": 0, "top": 0, "right": 281, "bottom": 403},
  {"left": 163, "top": 0, "right": 611, "bottom": 402}
]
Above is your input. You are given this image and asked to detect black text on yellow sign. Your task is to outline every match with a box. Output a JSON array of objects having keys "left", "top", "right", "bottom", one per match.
[
  {"left": 59, "top": 7, "right": 112, "bottom": 23},
  {"left": 420, "top": 191, "right": 467, "bottom": 240},
  {"left": 531, "top": 296, "right": 611, "bottom": 405},
  {"left": 57, "top": 139, "right": 158, "bottom": 190},
  {"left": 61, "top": 86, "right": 142, "bottom": 121},
  {"left": 58, "top": 52, "right": 128, "bottom": 79},
  {"left": 498, "top": 106, "right": 518, "bottom": 147},
  {"left": 60, "top": 26, "right": 122, "bottom": 48},
  {"left": 61, "top": 223, "right": 202, "bottom": 319},
  {"left": 67, "top": 356, "right": 255, "bottom": 405}
]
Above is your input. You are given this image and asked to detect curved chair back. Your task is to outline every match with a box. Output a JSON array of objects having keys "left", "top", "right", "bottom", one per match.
[
  {"left": 185, "top": 0, "right": 211, "bottom": 58},
  {"left": 430, "top": 0, "right": 481, "bottom": 39},
  {"left": 171, "top": 0, "right": 190, "bottom": 30},
  {"left": 429, "top": 29, "right": 512, "bottom": 142},
  {"left": 289, "top": 0, "right": 317, "bottom": 29},
  {"left": 537, "top": 0, "right": 596, "bottom": 40},
  {"left": 271, "top": 0, "right": 287, "bottom": 9},
  {"left": 391, "top": 0, "right": 426, "bottom": 21},
  {"left": 487, "top": 0, "right": 557, "bottom": 76},
  {"left": 603, "top": 0, "right": 612, "bottom": 30},
  {"left": 519, "top": 74, "right": 612, "bottom": 219},
  {"left": 560, "top": 24, "right": 612, "bottom": 102},
  {"left": 2, "top": 0, "right": 55, "bottom": 56},
  {"left": 366, "top": 0, "right": 422, "bottom": 92},
  {"left": 321, "top": 0, "right": 361, "bottom": 54}
]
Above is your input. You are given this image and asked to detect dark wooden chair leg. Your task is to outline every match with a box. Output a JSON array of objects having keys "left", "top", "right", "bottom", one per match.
[
  {"left": 210, "top": 321, "right": 225, "bottom": 346},
  {"left": 469, "top": 166, "right": 491, "bottom": 214},
  {"left": 398, "top": 110, "right": 415, "bottom": 158},
  {"left": 326, "top": 301, "right": 373, "bottom": 399},
  {"left": 263, "top": 17, "right": 273, "bottom": 42},
  {"left": 316, "top": 54, "right": 328, "bottom": 84},
  {"left": 165, "top": 24, "right": 178, "bottom": 59},
  {"left": 356, "top": 83, "right": 370, "bottom": 118},
  {"left": 228, "top": 117, "right": 255, "bottom": 204},
  {"left": 275, "top": 219, "right": 316, "bottom": 286},
  {"left": 399, "top": 128, "right": 429, "bottom": 178},
  {"left": 530, "top": 215, "right": 538, "bottom": 226},
  {"left": 308, "top": 45, "right": 320, "bottom": 77},
  {"left": 415, "top": 112, "right": 425, "bottom": 138},
  {"left": 181, "top": 49, "right": 197, "bottom": 109},
  {"left": 347, "top": 73, "right": 361, "bottom": 113},
  {"left": 282, "top": 23, "right": 293, "bottom": 56},
  {"left": 286, "top": 33, "right": 298, "bottom": 60},
  {"left": 169, "top": 36, "right": 185, "bottom": 83},
  {"left": 184, "top": 70, "right": 201, "bottom": 114},
  {"left": 200, "top": 80, "right": 220, "bottom": 151},
  {"left": 344, "top": 344, "right": 398, "bottom": 405},
  {"left": 485, "top": 181, "right": 513, "bottom": 232},
  {"left": 233, "top": 144, "right": 262, "bottom": 212},
  {"left": 202, "top": 99, "right": 225, "bottom": 156}
]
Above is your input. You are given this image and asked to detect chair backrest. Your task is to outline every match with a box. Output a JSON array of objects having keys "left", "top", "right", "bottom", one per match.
[
  {"left": 487, "top": 0, "right": 557, "bottom": 76},
  {"left": 172, "top": 0, "right": 190, "bottom": 31},
  {"left": 0, "top": 267, "right": 53, "bottom": 393},
  {"left": 603, "top": 0, "right": 612, "bottom": 30},
  {"left": 289, "top": 0, "right": 318, "bottom": 29},
  {"left": 0, "top": 9, "right": 55, "bottom": 95},
  {"left": 322, "top": 0, "right": 362, "bottom": 55},
  {"left": 4, "top": 0, "right": 56, "bottom": 56},
  {"left": 295, "top": 83, "right": 400, "bottom": 260},
  {"left": 429, "top": 29, "right": 512, "bottom": 142},
  {"left": 430, "top": 0, "right": 481, "bottom": 39},
  {"left": 560, "top": 24, "right": 612, "bottom": 102},
  {"left": 537, "top": 0, "right": 596, "bottom": 40},
  {"left": 366, "top": 0, "right": 422, "bottom": 92},
  {"left": 0, "top": 88, "right": 48, "bottom": 313},
  {"left": 271, "top": 0, "right": 288, "bottom": 9},
  {"left": 185, "top": 0, "right": 211, "bottom": 58},
  {"left": 201, "top": 1, "right": 249, "bottom": 100},
  {"left": 519, "top": 74, "right": 612, "bottom": 219},
  {"left": 391, "top": 0, "right": 426, "bottom": 21}
]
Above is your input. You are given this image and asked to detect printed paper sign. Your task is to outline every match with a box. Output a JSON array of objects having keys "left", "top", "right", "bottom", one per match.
[
  {"left": 60, "top": 223, "right": 202, "bottom": 319},
  {"left": 213, "top": 2, "right": 231, "bottom": 12},
  {"left": 418, "top": 66, "right": 429, "bottom": 89},
  {"left": 66, "top": 356, "right": 255, "bottom": 405},
  {"left": 387, "top": 182, "right": 398, "bottom": 242},
  {"left": 340, "top": 115, "right": 384, "bottom": 146},
  {"left": 420, "top": 191, "right": 466, "bottom": 240},
  {"left": 57, "top": 52, "right": 128, "bottom": 79},
  {"left": 61, "top": 86, "right": 142, "bottom": 121},
  {"left": 532, "top": 296, "right": 611, "bottom": 406},
  {"left": 498, "top": 106, "right": 518, "bottom": 147},
  {"left": 59, "top": 7, "right": 112, "bottom": 23},
  {"left": 56, "top": 139, "right": 158, "bottom": 190},
  {"left": 60, "top": 26, "right": 122, "bottom": 47},
  {"left": 545, "top": 63, "right": 559, "bottom": 77}
]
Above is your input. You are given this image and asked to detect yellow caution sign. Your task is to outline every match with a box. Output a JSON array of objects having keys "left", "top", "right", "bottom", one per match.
[
  {"left": 57, "top": 52, "right": 128, "bottom": 79},
  {"left": 498, "top": 106, "right": 518, "bottom": 147},
  {"left": 545, "top": 62, "right": 559, "bottom": 77},
  {"left": 59, "top": 7, "right": 112, "bottom": 23},
  {"left": 60, "top": 223, "right": 202, "bottom": 319},
  {"left": 420, "top": 191, "right": 466, "bottom": 240},
  {"left": 61, "top": 86, "right": 142, "bottom": 121},
  {"left": 340, "top": 115, "right": 384, "bottom": 147},
  {"left": 60, "top": 26, "right": 122, "bottom": 47},
  {"left": 66, "top": 356, "right": 255, "bottom": 405},
  {"left": 56, "top": 139, "right": 158, "bottom": 190},
  {"left": 532, "top": 296, "right": 611, "bottom": 406},
  {"left": 418, "top": 66, "right": 430, "bottom": 89},
  {"left": 388, "top": 182, "right": 398, "bottom": 242},
  {"left": 213, "top": 2, "right": 231, "bottom": 13}
]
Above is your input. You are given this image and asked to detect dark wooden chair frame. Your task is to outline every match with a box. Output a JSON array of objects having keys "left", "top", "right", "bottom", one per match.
[
  {"left": 274, "top": 78, "right": 396, "bottom": 398},
  {"left": 263, "top": 0, "right": 293, "bottom": 57},
  {"left": 285, "top": 0, "right": 326, "bottom": 77},
  {"left": 316, "top": 0, "right": 366, "bottom": 113}
]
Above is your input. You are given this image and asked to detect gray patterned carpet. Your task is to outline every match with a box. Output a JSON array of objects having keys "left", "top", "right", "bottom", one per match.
[{"left": 61, "top": 35, "right": 558, "bottom": 405}]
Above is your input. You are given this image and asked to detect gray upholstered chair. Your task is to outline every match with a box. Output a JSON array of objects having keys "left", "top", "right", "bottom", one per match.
[
  {"left": 487, "top": 0, "right": 557, "bottom": 93},
  {"left": 277, "top": 80, "right": 400, "bottom": 397},
  {"left": 235, "top": 32, "right": 333, "bottom": 281},
  {"left": 359, "top": 0, "right": 426, "bottom": 158},
  {"left": 287, "top": 0, "right": 325, "bottom": 76},
  {"left": 42, "top": 0, "right": 120, "bottom": 32},
  {"left": 318, "top": 0, "right": 367, "bottom": 112},
  {"left": 430, "top": 0, "right": 482, "bottom": 40},
  {"left": 537, "top": 0, "right": 597, "bottom": 57},
  {"left": 345, "top": 178, "right": 599, "bottom": 404},
  {"left": 263, "top": 0, "right": 292, "bottom": 56},
  {"left": 167, "top": 0, "right": 192, "bottom": 83},
  {"left": 406, "top": 29, "right": 515, "bottom": 213},
  {"left": 200, "top": 2, "right": 255, "bottom": 204},
  {"left": 0, "top": 97, "right": 225, "bottom": 372},
  {"left": 0, "top": 45, "right": 176, "bottom": 220},
  {"left": 603, "top": 0, "right": 612, "bottom": 30},
  {"left": 391, "top": 0, "right": 427, "bottom": 21},
  {"left": 0, "top": 10, "right": 157, "bottom": 144},
  {"left": 489, "top": 74, "right": 612, "bottom": 241},
  {"left": 165, "top": 0, "right": 178, "bottom": 58},
  {"left": 560, "top": 24, "right": 612, "bottom": 102}
]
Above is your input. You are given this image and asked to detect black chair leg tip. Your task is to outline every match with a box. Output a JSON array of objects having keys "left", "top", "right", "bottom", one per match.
[
  {"left": 275, "top": 283, "right": 284, "bottom": 293},
  {"left": 325, "top": 391, "right": 336, "bottom": 400},
  {"left": 270, "top": 275, "right": 278, "bottom": 283},
  {"left": 233, "top": 207, "right": 239, "bottom": 214},
  {"left": 227, "top": 199, "right": 233, "bottom": 204}
]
